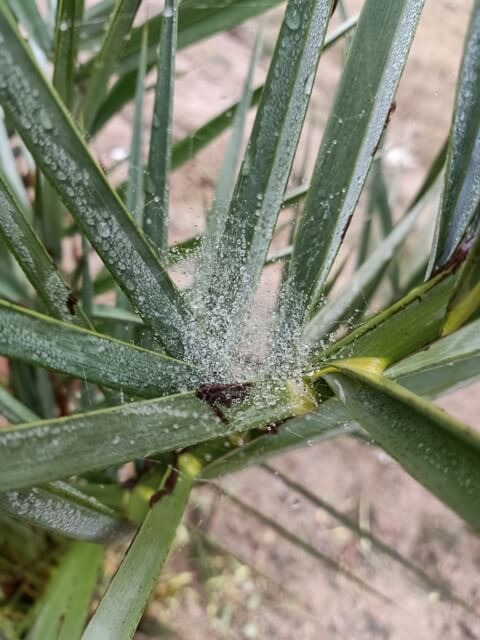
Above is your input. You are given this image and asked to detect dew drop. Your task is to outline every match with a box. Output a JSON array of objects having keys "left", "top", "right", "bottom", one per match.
[
  {"left": 98, "top": 221, "right": 111, "bottom": 238},
  {"left": 304, "top": 72, "right": 315, "bottom": 96},
  {"left": 286, "top": 7, "right": 301, "bottom": 31},
  {"left": 39, "top": 109, "right": 54, "bottom": 131}
]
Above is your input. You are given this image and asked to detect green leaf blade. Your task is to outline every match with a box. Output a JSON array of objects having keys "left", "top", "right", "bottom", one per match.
[
  {"left": 144, "top": 0, "right": 178, "bottom": 258},
  {"left": 0, "top": 177, "right": 83, "bottom": 323},
  {"left": 79, "top": 0, "right": 141, "bottom": 131},
  {"left": 0, "top": 301, "right": 200, "bottom": 398},
  {"left": 82, "top": 470, "right": 194, "bottom": 640},
  {"left": 0, "top": 383, "right": 38, "bottom": 424},
  {"left": 0, "top": 395, "right": 218, "bottom": 491},
  {"left": 315, "top": 269, "right": 458, "bottom": 367},
  {"left": 0, "top": 8, "right": 205, "bottom": 360},
  {"left": 53, "top": 0, "right": 82, "bottom": 107},
  {"left": 199, "top": 0, "right": 335, "bottom": 369},
  {"left": 0, "top": 379, "right": 306, "bottom": 491},
  {"left": 193, "top": 28, "right": 263, "bottom": 300},
  {"left": 324, "top": 363, "right": 480, "bottom": 531},
  {"left": 1, "top": 481, "right": 130, "bottom": 543},
  {"left": 304, "top": 203, "right": 423, "bottom": 345},
  {"left": 429, "top": 2, "right": 480, "bottom": 272},
  {"left": 275, "top": 0, "right": 426, "bottom": 355},
  {"left": 114, "top": 0, "right": 282, "bottom": 78},
  {"left": 204, "top": 396, "right": 350, "bottom": 478},
  {"left": 6, "top": 0, "right": 51, "bottom": 54},
  {"left": 386, "top": 317, "right": 480, "bottom": 396},
  {"left": 0, "top": 113, "right": 32, "bottom": 213},
  {"left": 27, "top": 542, "right": 103, "bottom": 640},
  {"left": 125, "top": 25, "right": 148, "bottom": 221},
  {"left": 92, "top": 12, "right": 357, "bottom": 139}
]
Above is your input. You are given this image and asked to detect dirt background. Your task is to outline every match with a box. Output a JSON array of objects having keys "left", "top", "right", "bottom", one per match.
[{"left": 96, "top": 1, "right": 480, "bottom": 639}]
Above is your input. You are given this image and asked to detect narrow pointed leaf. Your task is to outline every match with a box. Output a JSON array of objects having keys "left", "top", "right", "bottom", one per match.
[
  {"left": 53, "top": 0, "right": 82, "bottom": 107},
  {"left": 144, "top": 0, "right": 178, "bottom": 258},
  {"left": 80, "top": 0, "right": 114, "bottom": 50},
  {"left": 0, "top": 384, "right": 38, "bottom": 424},
  {"left": 27, "top": 542, "right": 103, "bottom": 640},
  {"left": 374, "top": 163, "right": 396, "bottom": 245},
  {"left": 2, "top": 361, "right": 112, "bottom": 512},
  {"left": 363, "top": 157, "right": 400, "bottom": 292},
  {"left": 428, "top": 2, "right": 480, "bottom": 272},
  {"left": 313, "top": 268, "right": 459, "bottom": 367},
  {"left": 92, "top": 13, "right": 357, "bottom": 138},
  {"left": 36, "top": 171, "right": 64, "bottom": 265},
  {"left": 200, "top": 0, "right": 335, "bottom": 366},
  {"left": 95, "top": 75, "right": 259, "bottom": 143},
  {"left": 0, "top": 395, "right": 216, "bottom": 491},
  {"left": 114, "top": 25, "right": 149, "bottom": 340},
  {"left": 79, "top": 0, "right": 141, "bottom": 131},
  {"left": 305, "top": 203, "right": 422, "bottom": 344},
  {"left": 442, "top": 228, "right": 480, "bottom": 335},
  {"left": 1, "top": 481, "right": 130, "bottom": 543},
  {"left": 204, "top": 397, "right": 351, "bottom": 478},
  {"left": 125, "top": 25, "right": 147, "bottom": 221},
  {"left": 0, "top": 114, "right": 31, "bottom": 213},
  {"left": 265, "top": 243, "right": 294, "bottom": 266},
  {"left": 93, "top": 303, "right": 144, "bottom": 325},
  {"left": 0, "top": 300, "right": 200, "bottom": 398},
  {"left": 387, "top": 317, "right": 480, "bottom": 396},
  {"left": 0, "top": 380, "right": 308, "bottom": 491},
  {"left": 113, "top": 0, "right": 282, "bottom": 78},
  {"left": 409, "top": 139, "right": 448, "bottom": 211},
  {"left": 174, "top": 87, "right": 261, "bottom": 169},
  {"left": 194, "top": 29, "right": 263, "bottom": 298},
  {"left": 0, "top": 8, "right": 205, "bottom": 360},
  {"left": 92, "top": 234, "right": 201, "bottom": 296},
  {"left": 109, "top": 17, "right": 358, "bottom": 203},
  {"left": 206, "top": 311, "right": 480, "bottom": 477},
  {"left": 6, "top": 0, "right": 51, "bottom": 54},
  {"left": 323, "top": 361, "right": 480, "bottom": 530},
  {"left": 276, "top": 0, "right": 425, "bottom": 352},
  {"left": 206, "top": 314, "right": 480, "bottom": 479},
  {"left": 82, "top": 470, "right": 194, "bottom": 640},
  {"left": 281, "top": 119, "right": 445, "bottom": 257},
  {"left": 79, "top": 0, "right": 282, "bottom": 83},
  {"left": 0, "top": 177, "right": 87, "bottom": 324},
  {"left": 103, "top": 10, "right": 355, "bottom": 195},
  {"left": 282, "top": 182, "right": 310, "bottom": 209}
]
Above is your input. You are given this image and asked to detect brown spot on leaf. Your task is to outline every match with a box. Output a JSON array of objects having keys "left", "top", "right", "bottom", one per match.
[
  {"left": 196, "top": 382, "right": 252, "bottom": 423},
  {"left": 66, "top": 293, "right": 78, "bottom": 316},
  {"left": 149, "top": 455, "right": 180, "bottom": 507}
]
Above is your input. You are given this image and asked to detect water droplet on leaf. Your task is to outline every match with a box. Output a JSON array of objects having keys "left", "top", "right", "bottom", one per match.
[{"left": 286, "top": 7, "right": 301, "bottom": 30}]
